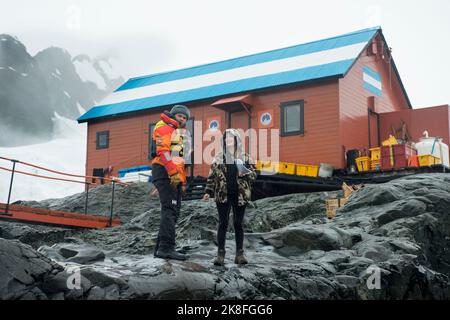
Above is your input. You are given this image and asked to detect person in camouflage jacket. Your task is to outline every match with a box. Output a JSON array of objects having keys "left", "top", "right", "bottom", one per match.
[{"left": 203, "top": 129, "right": 257, "bottom": 266}]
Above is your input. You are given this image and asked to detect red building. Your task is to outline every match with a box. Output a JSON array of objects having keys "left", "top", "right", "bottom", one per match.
[{"left": 77, "top": 27, "right": 449, "bottom": 184}]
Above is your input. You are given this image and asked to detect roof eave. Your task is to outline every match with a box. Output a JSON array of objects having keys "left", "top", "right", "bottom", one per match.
[
  {"left": 378, "top": 32, "right": 413, "bottom": 109},
  {"left": 77, "top": 75, "right": 342, "bottom": 124}
]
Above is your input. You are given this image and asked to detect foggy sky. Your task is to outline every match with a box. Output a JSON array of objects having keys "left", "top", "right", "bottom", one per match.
[{"left": 1, "top": 0, "right": 449, "bottom": 108}]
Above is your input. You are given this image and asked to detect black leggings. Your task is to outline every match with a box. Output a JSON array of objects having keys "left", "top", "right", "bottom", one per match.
[{"left": 216, "top": 196, "right": 246, "bottom": 251}]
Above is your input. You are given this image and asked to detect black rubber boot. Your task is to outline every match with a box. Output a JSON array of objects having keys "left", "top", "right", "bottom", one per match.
[
  {"left": 234, "top": 249, "right": 248, "bottom": 265},
  {"left": 213, "top": 249, "right": 226, "bottom": 266},
  {"left": 155, "top": 248, "right": 187, "bottom": 261}
]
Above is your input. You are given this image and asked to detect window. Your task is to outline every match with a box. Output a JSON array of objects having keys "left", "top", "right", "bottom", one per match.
[
  {"left": 148, "top": 123, "right": 156, "bottom": 160},
  {"left": 280, "top": 100, "right": 304, "bottom": 136},
  {"left": 96, "top": 131, "right": 109, "bottom": 149}
]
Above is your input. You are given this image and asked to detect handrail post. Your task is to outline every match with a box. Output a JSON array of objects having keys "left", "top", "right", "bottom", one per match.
[
  {"left": 3, "top": 159, "right": 18, "bottom": 216},
  {"left": 109, "top": 180, "right": 116, "bottom": 227},
  {"left": 84, "top": 182, "right": 90, "bottom": 215}
]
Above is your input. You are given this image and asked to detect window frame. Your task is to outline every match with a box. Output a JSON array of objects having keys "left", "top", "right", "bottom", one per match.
[
  {"left": 148, "top": 123, "right": 157, "bottom": 160},
  {"left": 96, "top": 131, "right": 109, "bottom": 149},
  {"left": 184, "top": 117, "right": 194, "bottom": 166},
  {"left": 280, "top": 100, "right": 305, "bottom": 136}
]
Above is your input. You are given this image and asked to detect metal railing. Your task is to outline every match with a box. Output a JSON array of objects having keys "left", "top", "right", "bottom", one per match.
[{"left": 0, "top": 156, "right": 128, "bottom": 227}]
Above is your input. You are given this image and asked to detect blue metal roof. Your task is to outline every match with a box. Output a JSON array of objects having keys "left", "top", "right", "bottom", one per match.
[{"left": 78, "top": 27, "right": 381, "bottom": 123}]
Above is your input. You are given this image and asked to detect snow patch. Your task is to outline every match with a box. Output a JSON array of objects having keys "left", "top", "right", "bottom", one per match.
[
  {"left": 0, "top": 115, "right": 87, "bottom": 202},
  {"left": 55, "top": 68, "right": 61, "bottom": 75},
  {"left": 63, "top": 91, "right": 71, "bottom": 98},
  {"left": 21, "top": 73, "right": 28, "bottom": 77},
  {"left": 8, "top": 66, "right": 16, "bottom": 71},
  {"left": 74, "top": 59, "right": 107, "bottom": 90},
  {"left": 1, "top": 38, "right": 7, "bottom": 41}
]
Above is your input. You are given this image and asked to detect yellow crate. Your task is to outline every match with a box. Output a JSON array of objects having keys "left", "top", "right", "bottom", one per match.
[
  {"left": 382, "top": 135, "right": 398, "bottom": 146},
  {"left": 418, "top": 155, "right": 441, "bottom": 166},
  {"left": 279, "top": 162, "right": 296, "bottom": 175},
  {"left": 355, "top": 157, "right": 371, "bottom": 172},
  {"left": 307, "top": 165, "right": 319, "bottom": 177},
  {"left": 296, "top": 164, "right": 319, "bottom": 177},
  {"left": 370, "top": 159, "right": 381, "bottom": 171},
  {"left": 258, "top": 160, "right": 280, "bottom": 173},
  {"left": 255, "top": 160, "right": 263, "bottom": 170},
  {"left": 370, "top": 147, "right": 381, "bottom": 161}
]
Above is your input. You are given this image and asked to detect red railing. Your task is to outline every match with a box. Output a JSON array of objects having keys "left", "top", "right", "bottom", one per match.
[{"left": 0, "top": 156, "right": 128, "bottom": 227}]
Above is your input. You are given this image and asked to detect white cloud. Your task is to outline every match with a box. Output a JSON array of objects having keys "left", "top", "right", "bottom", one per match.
[{"left": 1, "top": 0, "right": 449, "bottom": 107}]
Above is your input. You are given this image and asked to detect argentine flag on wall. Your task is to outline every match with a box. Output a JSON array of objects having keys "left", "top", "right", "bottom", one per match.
[{"left": 363, "top": 66, "right": 382, "bottom": 96}]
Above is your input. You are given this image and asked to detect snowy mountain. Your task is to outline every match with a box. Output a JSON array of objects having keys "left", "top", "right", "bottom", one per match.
[
  {"left": 0, "top": 113, "right": 86, "bottom": 203},
  {"left": 0, "top": 34, "right": 123, "bottom": 147}
]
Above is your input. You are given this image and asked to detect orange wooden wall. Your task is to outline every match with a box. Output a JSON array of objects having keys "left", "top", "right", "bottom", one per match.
[
  {"left": 379, "top": 105, "right": 450, "bottom": 146},
  {"left": 86, "top": 80, "right": 341, "bottom": 180},
  {"left": 338, "top": 34, "right": 411, "bottom": 168}
]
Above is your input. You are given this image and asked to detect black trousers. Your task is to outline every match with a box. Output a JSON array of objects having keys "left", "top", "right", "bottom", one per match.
[
  {"left": 216, "top": 195, "right": 246, "bottom": 251},
  {"left": 152, "top": 164, "right": 181, "bottom": 252}
]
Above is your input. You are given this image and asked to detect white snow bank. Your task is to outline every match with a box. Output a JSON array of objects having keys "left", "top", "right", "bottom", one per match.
[{"left": 0, "top": 115, "right": 87, "bottom": 203}]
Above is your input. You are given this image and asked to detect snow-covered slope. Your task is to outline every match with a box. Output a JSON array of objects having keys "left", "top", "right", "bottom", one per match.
[
  {"left": 0, "top": 115, "right": 86, "bottom": 203},
  {"left": 73, "top": 56, "right": 107, "bottom": 90}
]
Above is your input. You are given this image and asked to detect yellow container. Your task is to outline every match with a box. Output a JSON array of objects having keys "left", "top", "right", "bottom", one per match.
[
  {"left": 255, "top": 160, "right": 263, "bottom": 171},
  {"left": 418, "top": 155, "right": 442, "bottom": 166},
  {"left": 296, "top": 165, "right": 307, "bottom": 176},
  {"left": 370, "top": 147, "right": 381, "bottom": 161},
  {"left": 259, "top": 160, "right": 280, "bottom": 173},
  {"left": 382, "top": 135, "right": 398, "bottom": 146},
  {"left": 296, "top": 164, "right": 319, "bottom": 177},
  {"left": 279, "top": 162, "right": 296, "bottom": 175},
  {"left": 355, "top": 157, "right": 371, "bottom": 172}
]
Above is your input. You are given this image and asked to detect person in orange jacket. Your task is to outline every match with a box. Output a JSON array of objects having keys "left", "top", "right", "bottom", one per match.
[{"left": 152, "top": 104, "right": 190, "bottom": 261}]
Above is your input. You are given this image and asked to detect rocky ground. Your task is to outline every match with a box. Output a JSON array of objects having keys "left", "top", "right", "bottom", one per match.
[{"left": 1, "top": 173, "right": 450, "bottom": 300}]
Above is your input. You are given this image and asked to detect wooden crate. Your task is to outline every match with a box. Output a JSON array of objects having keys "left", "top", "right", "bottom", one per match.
[
  {"left": 341, "top": 182, "right": 364, "bottom": 198},
  {"left": 325, "top": 198, "right": 348, "bottom": 219}
]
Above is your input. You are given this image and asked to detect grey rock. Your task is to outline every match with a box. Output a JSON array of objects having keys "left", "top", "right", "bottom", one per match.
[
  {"left": 0, "top": 238, "right": 63, "bottom": 300},
  {"left": 3, "top": 173, "right": 450, "bottom": 300},
  {"left": 52, "top": 243, "right": 105, "bottom": 264}
]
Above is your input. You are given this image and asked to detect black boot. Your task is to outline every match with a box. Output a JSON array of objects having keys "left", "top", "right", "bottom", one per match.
[
  {"left": 155, "top": 247, "right": 187, "bottom": 261},
  {"left": 213, "top": 249, "right": 226, "bottom": 266},
  {"left": 234, "top": 249, "right": 248, "bottom": 265}
]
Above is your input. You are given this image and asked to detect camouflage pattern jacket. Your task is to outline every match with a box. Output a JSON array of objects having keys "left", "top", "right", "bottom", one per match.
[{"left": 204, "top": 152, "right": 257, "bottom": 206}]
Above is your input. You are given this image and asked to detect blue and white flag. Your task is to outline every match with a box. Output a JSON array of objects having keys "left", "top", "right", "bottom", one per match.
[{"left": 363, "top": 66, "right": 382, "bottom": 96}]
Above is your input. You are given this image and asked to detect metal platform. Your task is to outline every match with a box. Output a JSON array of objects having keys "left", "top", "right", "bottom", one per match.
[
  {"left": 335, "top": 164, "right": 450, "bottom": 184},
  {"left": 184, "top": 164, "right": 450, "bottom": 201},
  {"left": 0, "top": 203, "right": 121, "bottom": 229}
]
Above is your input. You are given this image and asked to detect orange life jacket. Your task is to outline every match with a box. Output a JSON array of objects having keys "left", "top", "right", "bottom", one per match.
[{"left": 151, "top": 112, "right": 186, "bottom": 184}]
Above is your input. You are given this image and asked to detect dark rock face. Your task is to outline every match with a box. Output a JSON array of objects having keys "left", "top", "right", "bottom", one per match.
[
  {"left": 0, "top": 238, "right": 93, "bottom": 300},
  {"left": 2, "top": 173, "right": 450, "bottom": 300}
]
